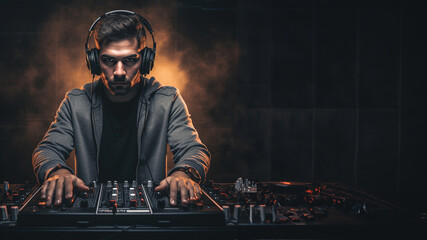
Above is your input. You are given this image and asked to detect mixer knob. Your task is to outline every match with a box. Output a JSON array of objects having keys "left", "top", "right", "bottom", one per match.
[
  {"left": 147, "top": 180, "right": 153, "bottom": 188},
  {"left": 106, "top": 181, "right": 112, "bottom": 188},
  {"left": 233, "top": 205, "right": 241, "bottom": 221},
  {"left": 81, "top": 192, "right": 89, "bottom": 199},
  {"left": 272, "top": 206, "right": 277, "bottom": 223},
  {"left": 132, "top": 180, "right": 137, "bottom": 188},
  {"left": 123, "top": 180, "right": 129, "bottom": 188},
  {"left": 130, "top": 199, "right": 137, "bottom": 207},
  {"left": 0, "top": 205, "right": 8, "bottom": 221},
  {"left": 260, "top": 205, "right": 266, "bottom": 223},
  {"left": 223, "top": 205, "right": 230, "bottom": 221},
  {"left": 10, "top": 206, "right": 18, "bottom": 221},
  {"left": 249, "top": 205, "right": 255, "bottom": 223},
  {"left": 90, "top": 181, "right": 97, "bottom": 190},
  {"left": 3, "top": 181, "right": 9, "bottom": 194}
]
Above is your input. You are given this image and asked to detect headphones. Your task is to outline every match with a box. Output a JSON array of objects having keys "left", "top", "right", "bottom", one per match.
[{"left": 85, "top": 10, "right": 156, "bottom": 76}]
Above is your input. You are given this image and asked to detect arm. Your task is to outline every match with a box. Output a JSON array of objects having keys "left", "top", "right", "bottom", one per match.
[
  {"left": 167, "top": 92, "right": 211, "bottom": 182},
  {"left": 155, "top": 91, "right": 211, "bottom": 205},
  {"left": 32, "top": 94, "right": 89, "bottom": 206}
]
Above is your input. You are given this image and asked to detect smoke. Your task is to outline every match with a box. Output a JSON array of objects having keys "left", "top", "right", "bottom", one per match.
[
  {"left": 18, "top": 0, "right": 240, "bottom": 178},
  {"left": 24, "top": 1, "right": 187, "bottom": 96}
]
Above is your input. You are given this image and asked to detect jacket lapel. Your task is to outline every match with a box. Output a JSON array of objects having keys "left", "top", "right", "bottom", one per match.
[{"left": 91, "top": 81, "right": 103, "bottom": 176}]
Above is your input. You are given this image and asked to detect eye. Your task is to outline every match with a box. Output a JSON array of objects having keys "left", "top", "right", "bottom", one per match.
[
  {"left": 123, "top": 57, "right": 137, "bottom": 63},
  {"left": 101, "top": 57, "right": 116, "bottom": 63}
]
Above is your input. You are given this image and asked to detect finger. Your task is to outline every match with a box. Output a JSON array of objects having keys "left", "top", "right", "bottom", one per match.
[
  {"left": 40, "top": 183, "right": 48, "bottom": 199},
  {"left": 74, "top": 178, "right": 90, "bottom": 192},
  {"left": 45, "top": 180, "right": 56, "bottom": 206},
  {"left": 64, "top": 176, "right": 74, "bottom": 199},
  {"left": 186, "top": 181, "right": 196, "bottom": 201},
  {"left": 169, "top": 179, "right": 178, "bottom": 206},
  {"left": 179, "top": 180, "right": 189, "bottom": 206},
  {"left": 193, "top": 184, "right": 202, "bottom": 200},
  {"left": 54, "top": 177, "right": 65, "bottom": 206},
  {"left": 154, "top": 179, "right": 169, "bottom": 192}
]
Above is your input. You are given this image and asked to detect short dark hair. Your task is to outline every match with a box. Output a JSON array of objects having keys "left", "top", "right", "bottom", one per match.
[{"left": 94, "top": 12, "right": 146, "bottom": 49}]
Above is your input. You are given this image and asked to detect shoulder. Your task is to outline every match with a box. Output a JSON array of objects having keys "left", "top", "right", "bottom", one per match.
[
  {"left": 64, "top": 81, "right": 94, "bottom": 99},
  {"left": 155, "top": 86, "right": 179, "bottom": 97},
  {"left": 145, "top": 77, "right": 180, "bottom": 99},
  {"left": 67, "top": 88, "right": 86, "bottom": 97}
]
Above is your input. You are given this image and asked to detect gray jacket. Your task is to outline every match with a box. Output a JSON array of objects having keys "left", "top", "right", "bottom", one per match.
[{"left": 32, "top": 77, "right": 210, "bottom": 185}]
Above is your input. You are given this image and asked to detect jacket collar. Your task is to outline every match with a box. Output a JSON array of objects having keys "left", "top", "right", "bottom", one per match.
[{"left": 81, "top": 76, "right": 163, "bottom": 107}]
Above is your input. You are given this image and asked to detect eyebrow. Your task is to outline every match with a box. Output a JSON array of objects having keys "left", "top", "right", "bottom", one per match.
[{"left": 100, "top": 54, "right": 139, "bottom": 59}]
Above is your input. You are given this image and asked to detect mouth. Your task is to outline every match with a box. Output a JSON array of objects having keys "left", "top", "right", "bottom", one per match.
[{"left": 109, "top": 82, "right": 130, "bottom": 87}]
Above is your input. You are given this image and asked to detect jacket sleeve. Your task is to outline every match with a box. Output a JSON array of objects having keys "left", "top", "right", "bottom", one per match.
[
  {"left": 32, "top": 94, "right": 75, "bottom": 183},
  {"left": 166, "top": 91, "right": 211, "bottom": 183}
]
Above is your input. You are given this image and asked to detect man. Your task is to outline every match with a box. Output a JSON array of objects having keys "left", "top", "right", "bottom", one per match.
[{"left": 32, "top": 11, "right": 210, "bottom": 207}]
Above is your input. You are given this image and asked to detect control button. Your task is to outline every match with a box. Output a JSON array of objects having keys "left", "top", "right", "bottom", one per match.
[
  {"left": 260, "top": 205, "right": 266, "bottom": 223},
  {"left": 10, "top": 206, "right": 18, "bottom": 221},
  {"left": 0, "top": 205, "right": 8, "bottom": 221},
  {"left": 3, "top": 181, "right": 9, "bottom": 193},
  {"left": 249, "top": 205, "right": 255, "bottom": 223},
  {"left": 37, "top": 201, "right": 46, "bottom": 209},
  {"left": 223, "top": 205, "right": 230, "bottom": 220},
  {"left": 233, "top": 205, "right": 241, "bottom": 221},
  {"left": 272, "top": 206, "right": 277, "bottom": 222}
]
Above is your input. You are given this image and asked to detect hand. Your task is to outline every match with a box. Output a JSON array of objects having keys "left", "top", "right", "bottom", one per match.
[
  {"left": 154, "top": 171, "right": 202, "bottom": 206},
  {"left": 40, "top": 168, "right": 89, "bottom": 207}
]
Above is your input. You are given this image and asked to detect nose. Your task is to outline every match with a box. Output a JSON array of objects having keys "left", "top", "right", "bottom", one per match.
[{"left": 114, "top": 60, "right": 126, "bottom": 76}]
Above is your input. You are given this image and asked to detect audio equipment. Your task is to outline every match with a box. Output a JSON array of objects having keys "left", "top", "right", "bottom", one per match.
[
  {"left": 16, "top": 180, "right": 224, "bottom": 227},
  {"left": 85, "top": 10, "right": 156, "bottom": 76},
  {"left": 2, "top": 178, "right": 425, "bottom": 239},
  {"left": 0, "top": 181, "right": 37, "bottom": 227}
]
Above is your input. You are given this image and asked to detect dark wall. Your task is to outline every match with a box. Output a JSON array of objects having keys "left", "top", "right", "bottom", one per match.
[{"left": 0, "top": 0, "right": 426, "bottom": 213}]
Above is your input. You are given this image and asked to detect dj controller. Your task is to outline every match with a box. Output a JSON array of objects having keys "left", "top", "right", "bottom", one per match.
[{"left": 1, "top": 178, "right": 426, "bottom": 239}]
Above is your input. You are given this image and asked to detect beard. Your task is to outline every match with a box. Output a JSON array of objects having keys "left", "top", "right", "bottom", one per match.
[
  {"left": 108, "top": 82, "right": 131, "bottom": 95},
  {"left": 107, "top": 76, "right": 131, "bottom": 96}
]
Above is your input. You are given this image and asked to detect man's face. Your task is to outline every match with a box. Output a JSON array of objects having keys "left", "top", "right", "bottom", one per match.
[{"left": 99, "top": 38, "right": 142, "bottom": 96}]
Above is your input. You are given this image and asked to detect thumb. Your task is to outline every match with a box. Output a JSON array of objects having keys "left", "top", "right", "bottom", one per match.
[
  {"left": 154, "top": 178, "right": 170, "bottom": 192},
  {"left": 74, "top": 178, "right": 90, "bottom": 192}
]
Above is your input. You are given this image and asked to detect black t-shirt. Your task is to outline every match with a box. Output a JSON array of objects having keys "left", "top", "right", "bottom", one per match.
[{"left": 98, "top": 90, "right": 139, "bottom": 183}]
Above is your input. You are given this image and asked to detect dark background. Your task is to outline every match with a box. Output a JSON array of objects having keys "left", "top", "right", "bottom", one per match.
[{"left": 1, "top": 0, "right": 426, "bottom": 214}]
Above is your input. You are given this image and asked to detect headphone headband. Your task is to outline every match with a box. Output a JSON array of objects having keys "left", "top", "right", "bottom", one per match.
[
  {"left": 85, "top": 10, "right": 156, "bottom": 54},
  {"left": 85, "top": 10, "right": 156, "bottom": 76}
]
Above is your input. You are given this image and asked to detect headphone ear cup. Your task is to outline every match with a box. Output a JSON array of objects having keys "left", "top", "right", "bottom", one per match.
[
  {"left": 140, "top": 47, "right": 155, "bottom": 75},
  {"left": 86, "top": 48, "right": 101, "bottom": 75}
]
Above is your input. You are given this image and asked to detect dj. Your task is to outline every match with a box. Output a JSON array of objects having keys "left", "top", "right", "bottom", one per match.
[{"left": 32, "top": 10, "right": 210, "bottom": 207}]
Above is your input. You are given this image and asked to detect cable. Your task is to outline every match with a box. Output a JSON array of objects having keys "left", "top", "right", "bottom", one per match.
[
  {"left": 138, "top": 77, "right": 157, "bottom": 187},
  {"left": 90, "top": 74, "right": 97, "bottom": 183}
]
